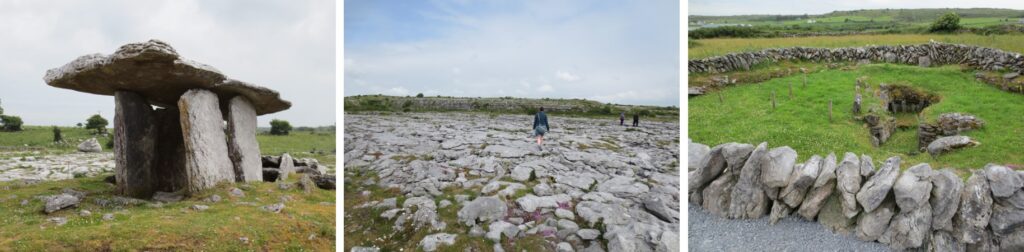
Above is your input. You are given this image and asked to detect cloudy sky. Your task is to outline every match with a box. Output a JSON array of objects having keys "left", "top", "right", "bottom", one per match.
[
  {"left": 690, "top": 0, "right": 1024, "bottom": 16},
  {"left": 344, "top": 0, "right": 680, "bottom": 107},
  {"left": 0, "top": 0, "right": 335, "bottom": 127}
]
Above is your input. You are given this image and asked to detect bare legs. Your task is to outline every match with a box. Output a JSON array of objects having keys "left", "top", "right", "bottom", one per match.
[{"left": 536, "top": 135, "right": 544, "bottom": 145}]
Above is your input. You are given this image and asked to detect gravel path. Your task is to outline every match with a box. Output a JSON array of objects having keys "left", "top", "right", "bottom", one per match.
[{"left": 688, "top": 203, "right": 887, "bottom": 252}]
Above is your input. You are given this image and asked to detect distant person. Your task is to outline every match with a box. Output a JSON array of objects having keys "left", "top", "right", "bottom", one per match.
[
  {"left": 632, "top": 113, "right": 639, "bottom": 127},
  {"left": 619, "top": 112, "right": 625, "bottom": 126},
  {"left": 533, "top": 107, "right": 549, "bottom": 149}
]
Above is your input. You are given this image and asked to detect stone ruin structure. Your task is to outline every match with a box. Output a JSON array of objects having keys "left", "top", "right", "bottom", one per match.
[
  {"left": 919, "top": 113, "right": 984, "bottom": 155},
  {"left": 688, "top": 42, "right": 1024, "bottom": 74},
  {"left": 43, "top": 40, "right": 291, "bottom": 198}
]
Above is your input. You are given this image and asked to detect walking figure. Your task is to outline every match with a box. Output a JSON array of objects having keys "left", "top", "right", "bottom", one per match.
[
  {"left": 632, "top": 113, "right": 639, "bottom": 127},
  {"left": 533, "top": 107, "right": 550, "bottom": 150},
  {"left": 619, "top": 112, "right": 625, "bottom": 126}
]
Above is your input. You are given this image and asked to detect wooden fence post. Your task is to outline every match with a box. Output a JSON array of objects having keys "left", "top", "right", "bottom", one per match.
[
  {"left": 829, "top": 99, "right": 833, "bottom": 122},
  {"left": 789, "top": 82, "right": 793, "bottom": 99},
  {"left": 771, "top": 91, "right": 776, "bottom": 110}
]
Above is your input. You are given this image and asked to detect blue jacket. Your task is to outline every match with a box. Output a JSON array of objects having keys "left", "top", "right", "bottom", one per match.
[{"left": 533, "top": 111, "right": 549, "bottom": 130}]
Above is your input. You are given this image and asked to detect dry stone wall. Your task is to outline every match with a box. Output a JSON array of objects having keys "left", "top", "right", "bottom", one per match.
[
  {"left": 689, "top": 140, "right": 1024, "bottom": 251},
  {"left": 689, "top": 42, "right": 1024, "bottom": 74}
]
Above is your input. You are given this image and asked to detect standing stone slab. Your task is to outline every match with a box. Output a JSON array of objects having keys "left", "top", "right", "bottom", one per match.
[
  {"left": 702, "top": 171, "right": 737, "bottom": 218},
  {"left": 930, "top": 168, "right": 963, "bottom": 232},
  {"left": 226, "top": 96, "right": 262, "bottom": 182},
  {"left": 727, "top": 142, "right": 770, "bottom": 219},
  {"left": 279, "top": 153, "right": 295, "bottom": 180},
  {"left": 856, "top": 156, "right": 900, "bottom": 213},
  {"left": 114, "top": 91, "right": 156, "bottom": 198},
  {"left": 797, "top": 153, "right": 837, "bottom": 220},
  {"left": 780, "top": 159, "right": 818, "bottom": 208},
  {"left": 957, "top": 170, "right": 993, "bottom": 244},
  {"left": 836, "top": 152, "right": 862, "bottom": 218},
  {"left": 179, "top": 89, "right": 235, "bottom": 193}
]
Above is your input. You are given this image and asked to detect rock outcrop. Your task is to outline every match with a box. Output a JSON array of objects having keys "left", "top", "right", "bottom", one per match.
[{"left": 43, "top": 40, "right": 292, "bottom": 198}]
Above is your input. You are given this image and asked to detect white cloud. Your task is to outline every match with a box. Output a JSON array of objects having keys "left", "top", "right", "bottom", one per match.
[
  {"left": 0, "top": 0, "right": 335, "bottom": 126},
  {"left": 345, "top": 1, "right": 679, "bottom": 107},
  {"left": 555, "top": 70, "right": 581, "bottom": 82},
  {"left": 385, "top": 87, "right": 411, "bottom": 96},
  {"left": 538, "top": 84, "right": 554, "bottom": 92}
]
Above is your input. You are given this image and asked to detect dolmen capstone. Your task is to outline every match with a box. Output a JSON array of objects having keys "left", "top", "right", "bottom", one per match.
[{"left": 43, "top": 40, "right": 291, "bottom": 198}]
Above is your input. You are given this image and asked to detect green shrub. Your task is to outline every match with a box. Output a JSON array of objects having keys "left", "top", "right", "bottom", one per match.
[
  {"left": 416, "top": 93, "right": 424, "bottom": 98},
  {"left": 929, "top": 12, "right": 961, "bottom": 33},
  {"left": 52, "top": 126, "right": 62, "bottom": 143},
  {"left": 0, "top": 115, "right": 22, "bottom": 131},
  {"left": 85, "top": 114, "right": 108, "bottom": 134},
  {"left": 270, "top": 119, "right": 292, "bottom": 136}
]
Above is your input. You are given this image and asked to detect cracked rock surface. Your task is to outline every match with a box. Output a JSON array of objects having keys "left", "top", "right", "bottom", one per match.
[{"left": 345, "top": 112, "right": 679, "bottom": 251}]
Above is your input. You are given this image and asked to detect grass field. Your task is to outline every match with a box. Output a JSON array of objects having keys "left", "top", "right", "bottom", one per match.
[
  {"left": 688, "top": 34, "right": 1024, "bottom": 59},
  {"left": 0, "top": 126, "right": 336, "bottom": 168},
  {"left": 689, "top": 64, "right": 1024, "bottom": 174},
  {"left": 0, "top": 125, "right": 337, "bottom": 250},
  {"left": 0, "top": 176, "right": 335, "bottom": 251}
]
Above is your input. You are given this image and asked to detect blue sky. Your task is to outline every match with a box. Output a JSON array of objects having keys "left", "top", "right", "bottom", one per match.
[
  {"left": 344, "top": 0, "right": 680, "bottom": 107},
  {"left": 690, "top": 0, "right": 1024, "bottom": 16},
  {"left": 0, "top": 0, "right": 335, "bottom": 126}
]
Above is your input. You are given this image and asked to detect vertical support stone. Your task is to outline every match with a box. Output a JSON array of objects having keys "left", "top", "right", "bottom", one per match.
[
  {"left": 226, "top": 96, "right": 263, "bottom": 182},
  {"left": 152, "top": 107, "right": 188, "bottom": 192},
  {"left": 114, "top": 91, "right": 156, "bottom": 198},
  {"left": 178, "top": 89, "right": 235, "bottom": 193}
]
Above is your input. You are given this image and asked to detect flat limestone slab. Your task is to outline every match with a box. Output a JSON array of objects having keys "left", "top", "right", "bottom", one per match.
[
  {"left": 43, "top": 39, "right": 290, "bottom": 115},
  {"left": 226, "top": 96, "right": 263, "bottom": 182},
  {"left": 179, "top": 89, "right": 235, "bottom": 193}
]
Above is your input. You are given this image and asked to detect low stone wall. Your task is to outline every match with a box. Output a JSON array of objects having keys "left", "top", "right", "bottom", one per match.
[
  {"left": 688, "top": 141, "right": 1024, "bottom": 251},
  {"left": 689, "top": 42, "right": 1024, "bottom": 74}
]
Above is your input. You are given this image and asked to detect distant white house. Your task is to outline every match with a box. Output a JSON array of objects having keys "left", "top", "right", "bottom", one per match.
[{"left": 806, "top": 19, "right": 817, "bottom": 24}]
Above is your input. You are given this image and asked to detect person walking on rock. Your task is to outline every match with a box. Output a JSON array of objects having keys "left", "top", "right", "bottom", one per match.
[
  {"left": 619, "top": 112, "right": 625, "bottom": 126},
  {"left": 533, "top": 107, "right": 550, "bottom": 149},
  {"left": 632, "top": 113, "right": 639, "bottom": 127}
]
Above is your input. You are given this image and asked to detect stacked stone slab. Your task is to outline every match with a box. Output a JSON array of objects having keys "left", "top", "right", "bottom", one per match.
[
  {"left": 689, "top": 42, "right": 1024, "bottom": 74},
  {"left": 690, "top": 140, "right": 1024, "bottom": 251},
  {"left": 43, "top": 40, "right": 291, "bottom": 198}
]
